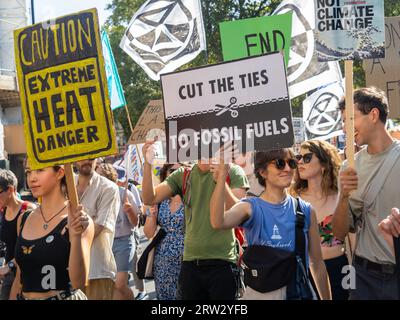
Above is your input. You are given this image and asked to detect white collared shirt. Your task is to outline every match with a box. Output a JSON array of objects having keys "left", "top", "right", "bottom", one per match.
[{"left": 75, "top": 172, "right": 120, "bottom": 280}]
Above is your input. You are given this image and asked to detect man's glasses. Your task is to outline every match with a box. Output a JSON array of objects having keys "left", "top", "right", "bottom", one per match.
[
  {"left": 269, "top": 158, "right": 298, "bottom": 170},
  {"left": 295, "top": 153, "right": 313, "bottom": 164}
]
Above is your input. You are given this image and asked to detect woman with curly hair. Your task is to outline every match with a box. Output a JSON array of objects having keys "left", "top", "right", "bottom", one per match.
[{"left": 291, "top": 140, "right": 352, "bottom": 300}]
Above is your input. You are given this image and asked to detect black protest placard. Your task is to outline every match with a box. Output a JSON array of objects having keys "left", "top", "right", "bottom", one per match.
[{"left": 160, "top": 52, "right": 294, "bottom": 162}]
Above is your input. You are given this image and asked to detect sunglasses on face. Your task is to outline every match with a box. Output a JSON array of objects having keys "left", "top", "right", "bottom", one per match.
[
  {"left": 269, "top": 158, "right": 298, "bottom": 170},
  {"left": 295, "top": 153, "right": 313, "bottom": 164}
]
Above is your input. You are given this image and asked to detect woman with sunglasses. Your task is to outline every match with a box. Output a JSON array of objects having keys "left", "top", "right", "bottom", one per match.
[
  {"left": 9, "top": 164, "right": 94, "bottom": 300},
  {"left": 291, "top": 140, "right": 351, "bottom": 300},
  {"left": 210, "top": 149, "right": 331, "bottom": 300},
  {"left": 143, "top": 163, "right": 185, "bottom": 300}
]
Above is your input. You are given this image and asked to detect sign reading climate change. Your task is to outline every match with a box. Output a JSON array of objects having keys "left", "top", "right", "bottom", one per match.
[
  {"left": 14, "top": 9, "right": 117, "bottom": 169},
  {"left": 129, "top": 100, "right": 165, "bottom": 145},
  {"left": 160, "top": 53, "right": 294, "bottom": 162},
  {"left": 314, "top": 0, "right": 385, "bottom": 61}
]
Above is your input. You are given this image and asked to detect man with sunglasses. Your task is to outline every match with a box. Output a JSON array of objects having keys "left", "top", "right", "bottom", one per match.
[
  {"left": 332, "top": 87, "right": 400, "bottom": 300},
  {"left": 141, "top": 141, "right": 249, "bottom": 300}
]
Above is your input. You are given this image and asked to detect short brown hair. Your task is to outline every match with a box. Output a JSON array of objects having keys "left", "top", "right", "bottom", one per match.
[
  {"left": 338, "top": 87, "right": 388, "bottom": 123},
  {"left": 254, "top": 148, "right": 295, "bottom": 187}
]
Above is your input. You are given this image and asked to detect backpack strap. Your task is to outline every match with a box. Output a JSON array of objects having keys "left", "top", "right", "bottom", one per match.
[
  {"left": 294, "top": 197, "right": 307, "bottom": 268},
  {"left": 361, "top": 144, "right": 400, "bottom": 217},
  {"left": 182, "top": 167, "right": 192, "bottom": 198}
]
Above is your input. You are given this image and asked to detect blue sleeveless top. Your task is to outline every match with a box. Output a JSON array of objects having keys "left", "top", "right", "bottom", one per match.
[{"left": 241, "top": 196, "right": 312, "bottom": 263}]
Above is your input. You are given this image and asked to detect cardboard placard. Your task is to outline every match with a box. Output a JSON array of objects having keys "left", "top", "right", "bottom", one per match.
[
  {"left": 160, "top": 52, "right": 294, "bottom": 162},
  {"left": 364, "top": 16, "right": 400, "bottom": 119},
  {"left": 128, "top": 100, "right": 165, "bottom": 144},
  {"left": 14, "top": 9, "right": 117, "bottom": 169}
]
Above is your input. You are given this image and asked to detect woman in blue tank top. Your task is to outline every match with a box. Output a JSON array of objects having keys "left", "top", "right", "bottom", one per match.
[
  {"left": 210, "top": 148, "right": 331, "bottom": 300},
  {"left": 10, "top": 164, "right": 94, "bottom": 300}
]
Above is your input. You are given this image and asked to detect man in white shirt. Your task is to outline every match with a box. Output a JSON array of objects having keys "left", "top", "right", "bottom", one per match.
[{"left": 75, "top": 159, "right": 120, "bottom": 300}]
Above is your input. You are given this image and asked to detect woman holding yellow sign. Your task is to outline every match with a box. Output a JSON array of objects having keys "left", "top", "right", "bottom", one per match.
[{"left": 9, "top": 164, "right": 94, "bottom": 300}]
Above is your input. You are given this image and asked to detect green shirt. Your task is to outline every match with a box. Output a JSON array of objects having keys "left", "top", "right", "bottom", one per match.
[{"left": 166, "top": 164, "right": 249, "bottom": 263}]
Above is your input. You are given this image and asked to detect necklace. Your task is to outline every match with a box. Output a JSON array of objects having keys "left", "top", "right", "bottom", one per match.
[{"left": 39, "top": 205, "right": 67, "bottom": 230}]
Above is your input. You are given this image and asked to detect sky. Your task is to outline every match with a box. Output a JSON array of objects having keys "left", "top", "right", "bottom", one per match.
[{"left": 33, "top": 0, "right": 113, "bottom": 26}]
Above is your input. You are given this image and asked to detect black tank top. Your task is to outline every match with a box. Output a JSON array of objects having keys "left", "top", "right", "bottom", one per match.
[
  {"left": 0, "top": 202, "right": 29, "bottom": 263},
  {"left": 15, "top": 210, "right": 71, "bottom": 293}
]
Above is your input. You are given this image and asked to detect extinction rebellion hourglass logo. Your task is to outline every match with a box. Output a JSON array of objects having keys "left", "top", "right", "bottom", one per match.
[{"left": 120, "top": 0, "right": 206, "bottom": 80}]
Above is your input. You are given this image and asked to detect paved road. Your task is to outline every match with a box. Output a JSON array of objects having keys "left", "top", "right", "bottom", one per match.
[{"left": 129, "top": 227, "right": 156, "bottom": 300}]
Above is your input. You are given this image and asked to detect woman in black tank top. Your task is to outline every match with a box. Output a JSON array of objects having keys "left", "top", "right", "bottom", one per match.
[
  {"left": 0, "top": 169, "right": 35, "bottom": 300},
  {"left": 10, "top": 164, "right": 94, "bottom": 300}
]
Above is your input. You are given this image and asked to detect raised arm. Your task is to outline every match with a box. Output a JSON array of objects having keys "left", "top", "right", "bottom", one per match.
[
  {"left": 210, "top": 163, "right": 251, "bottom": 230},
  {"left": 142, "top": 141, "right": 173, "bottom": 205},
  {"left": 210, "top": 163, "right": 248, "bottom": 210}
]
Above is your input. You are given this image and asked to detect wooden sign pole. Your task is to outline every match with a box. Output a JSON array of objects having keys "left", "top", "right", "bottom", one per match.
[
  {"left": 344, "top": 60, "right": 355, "bottom": 168},
  {"left": 64, "top": 163, "right": 79, "bottom": 214},
  {"left": 124, "top": 105, "right": 134, "bottom": 132}
]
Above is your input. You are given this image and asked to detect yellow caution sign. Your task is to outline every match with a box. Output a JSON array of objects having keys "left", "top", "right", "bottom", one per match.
[{"left": 14, "top": 8, "right": 117, "bottom": 169}]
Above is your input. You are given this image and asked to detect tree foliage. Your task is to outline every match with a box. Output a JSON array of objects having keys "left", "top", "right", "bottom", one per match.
[
  {"left": 105, "top": 0, "right": 281, "bottom": 138},
  {"left": 105, "top": 0, "right": 400, "bottom": 139}
]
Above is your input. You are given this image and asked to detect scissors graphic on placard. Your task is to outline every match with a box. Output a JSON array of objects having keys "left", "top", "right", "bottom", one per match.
[{"left": 215, "top": 97, "right": 238, "bottom": 118}]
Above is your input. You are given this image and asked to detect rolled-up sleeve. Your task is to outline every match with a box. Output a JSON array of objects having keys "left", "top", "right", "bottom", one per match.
[{"left": 95, "top": 183, "right": 120, "bottom": 233}]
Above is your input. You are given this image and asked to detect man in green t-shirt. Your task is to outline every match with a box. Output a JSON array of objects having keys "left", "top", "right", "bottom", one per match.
[{"left": 141, "top": 141, "right": 249, "bottom": 300}]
